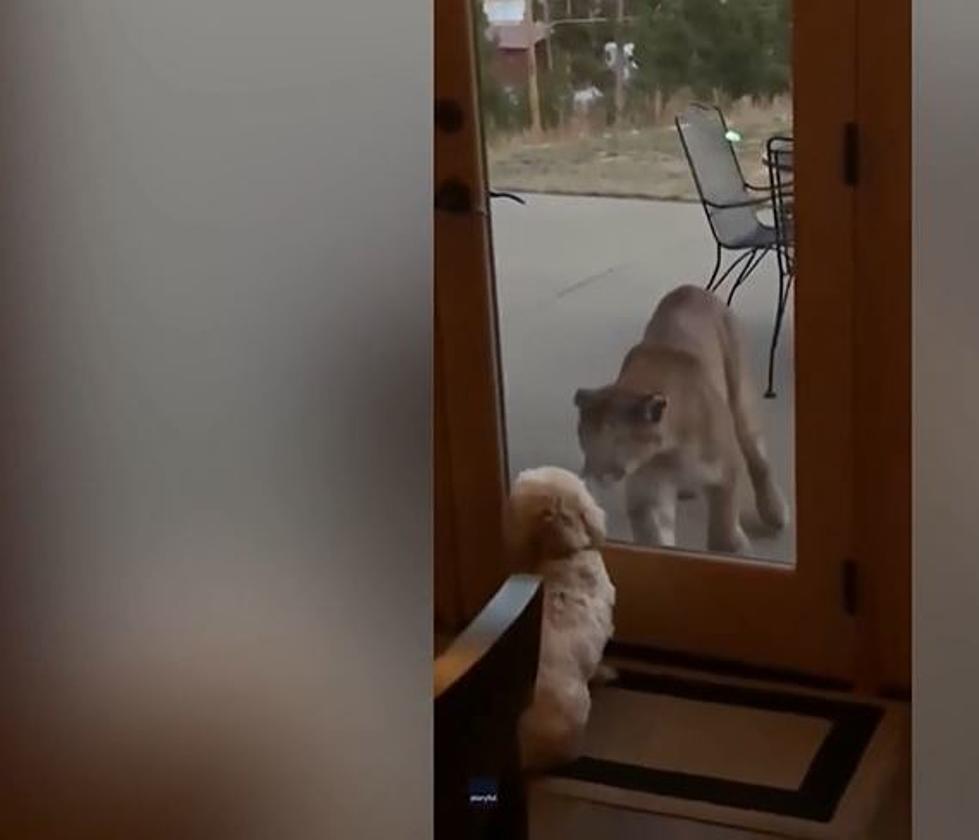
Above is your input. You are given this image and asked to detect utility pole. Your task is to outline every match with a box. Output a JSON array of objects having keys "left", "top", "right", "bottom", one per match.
[
  {"left": 524, "top": 0, "right": 544, "bottom": 136},
  {"left": 538, "top": 0, "right": 560, "bottom": 131},
  {"left": 613, "top": 0, "right": 626, "bottom": 130},
  {"left": 539, "top": 0, "right": 554, "bottom": 72},
  {"left": 607, "top": 0, "right": 626, "bottom": 154}
]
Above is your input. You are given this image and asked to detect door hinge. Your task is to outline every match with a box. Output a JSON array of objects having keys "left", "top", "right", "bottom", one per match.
[
  {"left": 843, "top": 122, "right": 859, "bottom": 187},
  {"left": 842, "top": 558, "right": 858, "bottom": 616}
]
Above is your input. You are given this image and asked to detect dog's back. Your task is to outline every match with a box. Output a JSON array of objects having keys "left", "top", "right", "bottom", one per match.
[
  {"left": 507, "top": 467, "right": 615, "bottom": 771},
  {"left": 519, "top": 549, "right": 615, "bottom": 771}
]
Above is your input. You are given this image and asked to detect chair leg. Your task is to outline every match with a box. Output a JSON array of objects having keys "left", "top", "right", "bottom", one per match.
[
  {"left": 710, "top": 249, "right": 752, "bottom": 296},
  {"left": 705, "top": 243, "right": 722, "bottom": 291},
  {"left": 726, "top": 249, "right": 767, "bottom": 306},
  {"left": 764, "top": 271, "right": 794, "bottom": 399}
]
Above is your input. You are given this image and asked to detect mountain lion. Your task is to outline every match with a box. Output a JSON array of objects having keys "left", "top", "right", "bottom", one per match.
[{"left": 573, "top": 285, "right": 788, "bottom": 554}]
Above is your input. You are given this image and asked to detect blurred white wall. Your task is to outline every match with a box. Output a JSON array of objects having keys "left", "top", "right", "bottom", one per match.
[
  {"left": 913, "top": 0, "right": 979, "bottom": 834},
  {"left": 0, "top": 3, "right": 430, "bottom": 837}
]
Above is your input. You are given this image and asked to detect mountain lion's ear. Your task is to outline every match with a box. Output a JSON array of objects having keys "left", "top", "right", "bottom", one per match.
[
  {"left": 636, "top": 393, "right": 667, "bottom": 424},
  {"left": 574, "top": 388, "right": 598, "bottom": 409}
]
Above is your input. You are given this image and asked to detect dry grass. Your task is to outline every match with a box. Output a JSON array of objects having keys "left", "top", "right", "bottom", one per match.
[{"left": 487, "top": 97, "right": 793, "bottom": 200}]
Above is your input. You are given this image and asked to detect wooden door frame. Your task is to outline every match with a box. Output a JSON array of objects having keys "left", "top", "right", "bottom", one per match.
[
  {"left": 434, "top": 0, "right": 509, "bottom": 628},
  {"left": 434, "top": 0, "right": 910, "bottom": 692}
]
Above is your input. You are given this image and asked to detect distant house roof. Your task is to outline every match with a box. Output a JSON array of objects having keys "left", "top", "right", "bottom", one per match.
[{"left": 490, "top": 21, "right": 549, "bottom": 51}]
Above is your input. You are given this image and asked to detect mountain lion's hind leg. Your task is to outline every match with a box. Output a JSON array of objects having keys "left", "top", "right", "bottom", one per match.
[
  {"left": 722, "top": 310, "right": 790, "bottom": 531},
  {"left": 707, "top": 479, "right": 750, "bottom": 554},
  {"left": 742, "top": 432, "right": 789, "bottom": 530}
]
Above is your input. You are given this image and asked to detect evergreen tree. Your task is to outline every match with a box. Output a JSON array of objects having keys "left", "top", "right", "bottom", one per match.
[{"left": 631, "top": 0, "right": 791, "bottom": 111}]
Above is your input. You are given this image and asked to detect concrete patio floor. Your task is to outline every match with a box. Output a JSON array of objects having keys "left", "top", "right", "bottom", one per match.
[{"left": 489, "top": 193, "right": 796, "bottom": 564}]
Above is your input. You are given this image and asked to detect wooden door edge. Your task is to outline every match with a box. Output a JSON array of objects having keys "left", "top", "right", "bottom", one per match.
[
  {"left": 853, "top": 0, "right": 912, "bottom": 695},
  {"left": 435, "top": 0, "right": 511, "bottom": 623}
]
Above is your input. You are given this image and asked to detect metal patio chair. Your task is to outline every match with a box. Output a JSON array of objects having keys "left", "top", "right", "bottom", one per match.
[
  {"left": 675, "top": 103, "right": 794, "bottom": 397},
  {"left": 764, "top": 134, "right": 795, "bottom": 398}
]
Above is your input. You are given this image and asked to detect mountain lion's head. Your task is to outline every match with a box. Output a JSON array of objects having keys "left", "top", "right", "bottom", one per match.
[{"left": 573, "top": 386, "right": 669, "bottom": 485}]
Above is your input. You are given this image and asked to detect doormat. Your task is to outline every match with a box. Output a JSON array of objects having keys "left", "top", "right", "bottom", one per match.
[{"left": 536, "top": 663, "right": 907, "bottom": 839}]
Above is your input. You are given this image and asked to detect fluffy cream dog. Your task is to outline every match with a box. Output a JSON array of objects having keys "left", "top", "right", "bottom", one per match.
[{"left": 506, "top": 466, "right": 616, "bottom": 771}]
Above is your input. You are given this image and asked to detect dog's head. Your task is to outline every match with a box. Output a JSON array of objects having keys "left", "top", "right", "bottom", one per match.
[
  {"left": 573, "top": 386, "right": 669, "bottom": 485},
  {"left": 506, "top": 466, "right": 607, "bottom": 568}
]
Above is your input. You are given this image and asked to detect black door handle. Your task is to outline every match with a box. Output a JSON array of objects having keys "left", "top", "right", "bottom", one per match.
[
  {"left": 489, "top": 190, "right": 526, "bottom": 205},
  {"left": 435, "top": 183, "right": 528, "bottom": 215}
]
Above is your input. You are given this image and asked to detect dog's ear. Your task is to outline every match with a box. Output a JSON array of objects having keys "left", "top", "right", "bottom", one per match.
[
  {"left": 579, "top": 495, "right": 607, "bottom": 546},
  {"left": 504, "top": 502, "right": 541, "bottom": 572},
  {"left": 533, "top": 492, "right": 557, "bottom": 517}
]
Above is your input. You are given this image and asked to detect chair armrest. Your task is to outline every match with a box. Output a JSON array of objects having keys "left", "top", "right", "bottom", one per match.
[
  {"left": 702, "top": 195, "right": 772, "bottom": 210},
  {"left": 434, "top": 574, "right": 542, "bottom": 698}
]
